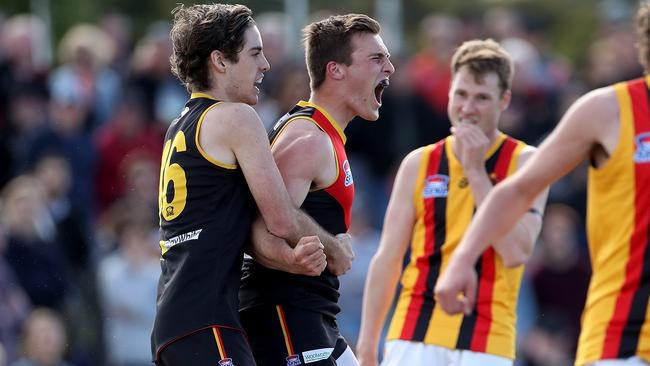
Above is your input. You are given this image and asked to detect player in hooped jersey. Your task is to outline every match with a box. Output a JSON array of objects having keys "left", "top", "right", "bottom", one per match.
[
  {"left": 240, "top": 14, "right": 394, "bottom": 366},
  {"left": 356, "top": 39, "right": 548, "bottom": 366},
  {"left": 152, "top": 4, "right": 349, "bottom": 365},
  {"left": 436, "top": 4, "right": 650, "bottom": 366}
]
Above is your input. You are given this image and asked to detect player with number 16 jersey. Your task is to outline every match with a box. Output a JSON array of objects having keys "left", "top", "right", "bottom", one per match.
[{"left": 152, "top": 93, "right": 254, "bottom": 360}]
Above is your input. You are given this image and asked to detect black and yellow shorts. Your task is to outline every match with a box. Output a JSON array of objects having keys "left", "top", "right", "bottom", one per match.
[
  {"left": 241, "top": 304, "right": 349, "bottom": 365},
  {"left": 156, "top": 326, "right": 256, "bottom": 366}
]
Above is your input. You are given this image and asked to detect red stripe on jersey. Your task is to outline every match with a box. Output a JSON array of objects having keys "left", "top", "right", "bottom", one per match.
[
  {"left": 471, "top": 247, "right": 496, "bottom": 352},
  {"left": 602, "top": 78, "right": 650, "bottom": 358},
  {"left": 400, "top": 141, "right": 445, "bottom": 339},
  {"left": 469, "top": 138, "right": 516, "bottom": 351},
  {"left": 493, "top": 138, "right": 518, "bottom": 182},
  {"left": 312, "top": 109, "right": 354, "bottom": 230}
]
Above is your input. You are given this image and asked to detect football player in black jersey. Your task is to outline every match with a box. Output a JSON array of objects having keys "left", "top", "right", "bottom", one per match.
[
  {"left": 240, "top": 14, "right": 394, "bottom": 366},
  {"left": 152, "top": 4, "right": 352, "bottom": 365}
]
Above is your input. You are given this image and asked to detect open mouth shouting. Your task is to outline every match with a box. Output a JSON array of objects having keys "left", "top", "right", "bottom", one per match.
[{"left": 374, "top": 78, "right": 390, "bottom": 105}]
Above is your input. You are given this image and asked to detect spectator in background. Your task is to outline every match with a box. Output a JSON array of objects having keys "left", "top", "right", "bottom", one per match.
[
  {"left": 128, "top": 22, "right": 186, "bottom": 125},
  {"left": 406, "top": 14, "right": 463, "bottom": 146},
  {"left": 50, "top": 24, "right": 121, "bottom": 129},
  {"left": 0, "top": 225, "right": 31, "bottom": 364},
  {"left": 97, "top": 153, "right": 159, "bottom": 254},
  {"left": 99, "top": 12, "right": 133, "bottom": 75},
  {"left": 94, "top": 89, "right": 164, "bottom": 212},
  {"left": 521, "top": 204, "right": 590, "bottom": 366},
  {"left": 252, "top": 11, "right": 302, "bottom": 127},
  {"left": 32, "top": 153, "right": 92, "bottom": 275},
  {"left": 31, "top": 153, "right": 101, "bottom": 366},
  {"left": 0, "top": 175, "right": 68, "bottom": 310},
  {"left": 10, "top": 308, "right": 75, "bottom": 366},
  {"left": 27, "top": 75, "right": 97, "bottom": 217},
  {"left": 586, "top": 26, "right": 641, "bottom": 89},
  {"left": 98, "top": 209, "right": 159, "bottom": 366},
  {"left": 0, "top": 14, "right": 50, "bottom": 121},
  {"left": 483, "top": 7, "right": 568, "bottom": 145},
  {"left": 3, "top": 84, "right": 49, "bottom": 180},
  {"left": 256, "top": 62, "right": 310, "bottom": 128},
  {"left": 0, "top": 14, "right": 50, "bottom": 187}
]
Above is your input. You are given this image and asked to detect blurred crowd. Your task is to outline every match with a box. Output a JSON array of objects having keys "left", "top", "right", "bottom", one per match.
[{"left": 0, "top": 5, "right": 642, "bottom": 366}]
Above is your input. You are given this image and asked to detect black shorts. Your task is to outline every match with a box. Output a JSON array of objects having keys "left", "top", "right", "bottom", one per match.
[
  {"left": 240, "top": 304, "right": 349, "bottom": 365},
  {"left": 156, "top": 326, "right": 256, "bottom": 366}
]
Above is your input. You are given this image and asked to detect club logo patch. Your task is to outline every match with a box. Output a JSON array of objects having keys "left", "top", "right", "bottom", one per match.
[
  {"left": 286, "top": 354, "right": 302, "bottom": 366},
  {"left": 343, "top": 160, "right": 353, "bottom": 187},
  {"left": 423, "top": 174, "right": 449, "bottom": 198},
  {"left": 218, "top": 358, "right": 234, "bottom": 366},
  {"left": 635, "top": 132, "right": 650, "bottom": 163},
  {"left": 458, "top": 177, "right": 468, "bottom": 188}
]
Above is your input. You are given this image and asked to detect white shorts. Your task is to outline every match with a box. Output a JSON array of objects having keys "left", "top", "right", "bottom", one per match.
[
  {"left": 588, "top": 356, "right": 650, "bottom": 366},
  {"left": 381, "top": 340, "right": 513, "bottom": 366},
  {"left": 337, "top": 345, "right": 360, "bottom": 366}
]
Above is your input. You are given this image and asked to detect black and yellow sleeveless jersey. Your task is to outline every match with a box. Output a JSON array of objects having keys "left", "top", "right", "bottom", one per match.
[
  {"left": 576, "top": 76, "right": 650, "bottom": 365},
  {"left": 151, "top": 93, "right": 254, "bottom": 360},
  {"left": 387, "top": 134, "right": 528, "bottom": 360},
  {"left": 240, "top": 101, "right": 354, "bottom": 318}
]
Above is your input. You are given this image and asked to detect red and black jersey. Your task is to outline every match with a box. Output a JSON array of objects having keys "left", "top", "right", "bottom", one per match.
[
  {"left": 240, "top": 100, "right": 354, "bottom": 318},
  {"left": 152, "top": 93, "right": 254, "bottom": 360}
]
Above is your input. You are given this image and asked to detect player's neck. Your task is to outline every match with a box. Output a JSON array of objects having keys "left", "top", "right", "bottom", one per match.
[
  {"left": 486, "top": 129, "right": 502, "bottom": 146},
  {"left": 192, "top": 86, "right": 221, "bottom": 101},
  {"left": 308, "top": 92, "right": 351, "bottom": 131}
]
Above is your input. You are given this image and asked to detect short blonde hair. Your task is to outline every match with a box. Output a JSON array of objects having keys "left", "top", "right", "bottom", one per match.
[{"left": 451, "top": 38, "right": 514, "bottom": 95}]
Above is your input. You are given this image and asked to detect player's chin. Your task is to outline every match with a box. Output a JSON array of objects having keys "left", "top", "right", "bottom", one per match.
[
  {"left": 359, "top": 106, "right": 380, "bottom": 121},
  {"left": 358, "top": 112, "right": 378, "bottom": 121},
  {"left": 245, "top": 94, "right": 259, "bottom": 106}
]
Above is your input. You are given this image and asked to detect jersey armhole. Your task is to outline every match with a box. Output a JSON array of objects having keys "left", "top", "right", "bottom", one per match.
[{"left": 195, "top": 102, "right": 238, "bottom": 170}]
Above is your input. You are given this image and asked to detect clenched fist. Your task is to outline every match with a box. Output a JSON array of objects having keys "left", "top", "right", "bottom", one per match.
[
  {"left": 326, "top": 233, "right": 355, "bottom": 276},
  {"left": 290, "top": 236, "right": 327, "bottom": 276}
]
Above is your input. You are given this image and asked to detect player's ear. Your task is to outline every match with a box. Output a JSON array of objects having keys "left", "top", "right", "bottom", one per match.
[
  {"left": 499, "top": 89, "right": 512, "bottom": 111},
  {"left": 210, "top": 50, "right": 227, "bottom": 72},
  {"left": 326, "top": 61, "right": 345, "bottom": 81}
]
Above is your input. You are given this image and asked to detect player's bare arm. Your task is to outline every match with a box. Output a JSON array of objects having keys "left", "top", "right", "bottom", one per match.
[
  {"left": 249, "top": 118, "right": 355, "bottom": 276},
  {"left": 356, "top": 149, "right": 420, "bottom": 366},
  {"left": 435, "top": 86, "right": 620, "bottom": 316},
  {"left": 199, "top": 102, "right": 302, "bottom": 244},
  {"left": 490, "top": 146, "right": 548, "bottom": 267},
  {"left": 452, "top": 125, "right": 547, "bottom": 266},
  {"left": 246, "top": 218, "right": 327, "bottom": 276}
]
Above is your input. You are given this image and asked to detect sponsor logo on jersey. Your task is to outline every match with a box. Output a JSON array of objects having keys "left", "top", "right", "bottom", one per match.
[
  {"left": 162, "top": 229, "right": 203, "bottom": 250},
  {"left": 218, "top": 358, "right": 234, "bottom": 366},
  {"left": 302, "top": 348, "right": 334, "bottom": 363},
  {"left": 343, "top": 160, "right": 353, "bottom": 187},
  {"left": 286, "top": 354, "right": 302, "bottom": 366},
  {"left": 635, "top": 132, "right": 650, "bottom": 163},
  {"left": 423, "top": 174, "right": 449, "bottom": 198}
]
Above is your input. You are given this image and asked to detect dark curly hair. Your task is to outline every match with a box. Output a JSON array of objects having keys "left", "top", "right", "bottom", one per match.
[
  {"left": 637, "top": 2, "right": 650, "bottom": 74},
  {"left": 303, "top": 14, "right": 380, "bottom": 91},
  {"left": 169, "top": 3, "right": 254, "bottom": 92}
]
